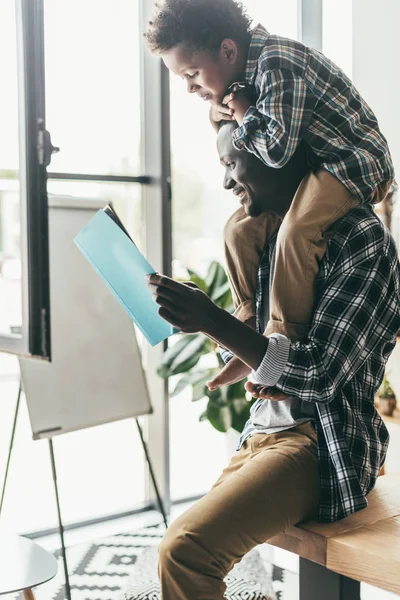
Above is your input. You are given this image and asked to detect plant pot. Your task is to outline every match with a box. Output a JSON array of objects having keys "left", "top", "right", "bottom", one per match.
[{"left": 377, "top": 396, "right": 397, "bottom": 417}]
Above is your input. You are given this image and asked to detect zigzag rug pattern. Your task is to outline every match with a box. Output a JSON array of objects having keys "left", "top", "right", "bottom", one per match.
[{"left": 8, "top": 523, "right": 296, "bottom": 600}]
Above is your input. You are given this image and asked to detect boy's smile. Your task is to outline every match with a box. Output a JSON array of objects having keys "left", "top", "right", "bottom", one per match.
[{"left": 162, "top": 40, "right": 243, "bottom": 105}]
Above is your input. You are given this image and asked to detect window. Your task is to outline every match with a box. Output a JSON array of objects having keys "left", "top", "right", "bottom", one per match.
[
  {"left": 0, "top": 0, "right": 50, "bottom": 357},
  {"left": 323, "top": 0, "right": 352, "bottom": 77},
  {"left": 0, "top": 0, "right": 167, "bottom": 535}
]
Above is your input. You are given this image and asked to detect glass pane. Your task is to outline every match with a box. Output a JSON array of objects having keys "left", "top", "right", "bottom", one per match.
[
  {"left": 323, "top": 0, "right": 352, "bottom": 77},
  {"left": 47, "top": 179, "right": 146, "bottom": 347},
  {"left": 47, "top": 180, "right": 142, "bottom": 248},
  {"left": 244, "top": 0, "right": 299, "bottom": 39},
  {"left": 169, "top": 2, "right": 300, "bottom": 500},
  {"left": 44, "top": 0, "right": 141, "bottom": 176},
  {"left": 0, "top": 1, "right": 23, "bottom": 337}
]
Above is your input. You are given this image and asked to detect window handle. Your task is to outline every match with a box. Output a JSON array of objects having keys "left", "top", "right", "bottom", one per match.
[{"left": 37, "top": 121, "right": 60, "bottom": 167}]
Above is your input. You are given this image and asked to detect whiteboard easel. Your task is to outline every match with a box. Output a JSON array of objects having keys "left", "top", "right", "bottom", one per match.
[{"left": 1, "top": 196, "right": 168, "bottom": 600}]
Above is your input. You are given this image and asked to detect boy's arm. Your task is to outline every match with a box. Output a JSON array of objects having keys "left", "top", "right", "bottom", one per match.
[{"left": 230, "top": 69, "right": 317, "bottom": 168}]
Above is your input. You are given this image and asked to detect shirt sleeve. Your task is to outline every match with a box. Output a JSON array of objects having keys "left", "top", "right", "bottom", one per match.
[
  {"left": 252, "top": 253, "right": 400, "bottom": 404},
  {"left": 232, "top": 69, "right": 316, "bottom": 168},
  {"left": 251, "top": 333, "right": 290, "bottom": 386}
]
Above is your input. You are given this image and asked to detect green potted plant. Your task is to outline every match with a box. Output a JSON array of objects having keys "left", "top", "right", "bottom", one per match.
[
  {"left": 157, "top": 261, "right": 256, "bottom": 433},
  {"left": 376, "top": 375, "right": 397, "bottom": 417}
]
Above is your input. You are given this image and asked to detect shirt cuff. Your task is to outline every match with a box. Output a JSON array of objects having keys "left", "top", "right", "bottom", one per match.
[
  {"left": 251, "top": 333, "right": 291, "bottom": 386},
  {"left": 232, "top": 106, "right": 261, "bottom": 150},
  {"left": 219, "top": 348, "right": 234, "bottom": 364}
]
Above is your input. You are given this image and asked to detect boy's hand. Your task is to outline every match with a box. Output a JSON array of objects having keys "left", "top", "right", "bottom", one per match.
[
  {"left": 207, "top": 355, "right": 251, "bottom": 390},
  {"left": 224, "top": 85, "right": 253, "bottom": 125},
  {"left": 209, "top": 103, "right": 236, "bottom": 132}
]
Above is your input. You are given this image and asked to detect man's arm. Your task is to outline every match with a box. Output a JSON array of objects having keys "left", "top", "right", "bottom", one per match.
[
  {"left": 231, "top": 69, "right": 316, "bottom": 168},
  {"left": 146, "top": 274, "right": 268, "bottom": 370},
  {"left": 252, "top": 252, "right": 400, "bottom": 404}
]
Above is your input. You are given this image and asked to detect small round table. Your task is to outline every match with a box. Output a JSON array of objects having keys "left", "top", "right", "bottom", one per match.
[{"left": 0, "top": 534, "right": 58, "bottom": 598}]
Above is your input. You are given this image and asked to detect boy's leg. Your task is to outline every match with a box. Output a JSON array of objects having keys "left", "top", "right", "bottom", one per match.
[
  {"left": 224, "top": 207, "right": 282, "bottom": 322},
  {"left": 158, "top": 422, "right": 319, "bottom": 600},
  {"left": 370, "top": 179, "right": 393, "bottom": 204},
  {"left": 266, "top": 170, "right": 359, "bottom": 340}
]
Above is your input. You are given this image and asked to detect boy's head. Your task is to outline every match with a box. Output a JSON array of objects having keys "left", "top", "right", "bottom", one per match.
[
  {"left": 217, "top": 121, "right": 309, "bottom": 217},
  {"left": 145, "top": 0, "right": 252, "bottom": 105}
]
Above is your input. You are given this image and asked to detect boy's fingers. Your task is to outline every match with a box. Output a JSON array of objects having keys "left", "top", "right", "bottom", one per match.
[
  {"left": 222, "top": 92, "right": 235, "bottom": 104},
  {"left": 218, "top": 105, "right": 233, "bottom": 116}
]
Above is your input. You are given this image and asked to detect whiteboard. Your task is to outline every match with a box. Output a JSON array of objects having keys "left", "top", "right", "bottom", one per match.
[{"left": 19, "top": 195, "right": 152, "bottom": 439}]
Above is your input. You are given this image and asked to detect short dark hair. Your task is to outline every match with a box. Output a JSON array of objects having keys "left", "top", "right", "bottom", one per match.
[{"left": 145, "top": 0, "right": 252, "bottom": 54}]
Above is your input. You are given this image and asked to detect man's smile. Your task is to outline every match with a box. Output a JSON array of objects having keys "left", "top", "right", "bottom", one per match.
[{"left": 233, "top": 186, "right": 247, "bottom": 202}]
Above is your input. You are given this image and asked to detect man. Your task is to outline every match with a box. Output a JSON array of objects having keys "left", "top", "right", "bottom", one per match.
[{"left": 146, "top": 122, "right": 400, "bottom": 600}]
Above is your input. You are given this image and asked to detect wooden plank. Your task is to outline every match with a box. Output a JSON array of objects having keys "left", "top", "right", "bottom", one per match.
[
  {"left": 268, "top": 528, "right": 327, "bottom": 566},
  {"left": 268, "top": 475, "right": 400, "bottom": 569},
  {"left": 300, "top": 474, "right": 400, "bottom": 538},
  {"left": 327, "top": 516, "right": 400, "bottom": 594}
]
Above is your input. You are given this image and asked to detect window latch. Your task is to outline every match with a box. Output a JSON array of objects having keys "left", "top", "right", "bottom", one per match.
[{"left": 37, "top": 119, "right": 60, "bottom": 167}]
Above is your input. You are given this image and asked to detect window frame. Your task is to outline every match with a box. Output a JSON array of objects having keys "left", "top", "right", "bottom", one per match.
[{"left": 0, "top": 0, "right": 51, "bottom": 358}]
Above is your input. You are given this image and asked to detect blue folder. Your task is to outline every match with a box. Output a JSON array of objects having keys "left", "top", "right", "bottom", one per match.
[{"left": 74, "top": 208, "right": 177, "bottom": 346}]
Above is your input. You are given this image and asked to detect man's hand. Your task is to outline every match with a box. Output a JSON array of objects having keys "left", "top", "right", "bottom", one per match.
[
  {"left": 245, "top": 381, "right": 290, "bottom": 401},
  {"left": 146, "top": 273, "right": 219, "bottom": 334}
]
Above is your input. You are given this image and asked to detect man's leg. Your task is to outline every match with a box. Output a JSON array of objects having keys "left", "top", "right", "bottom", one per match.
[{"left": 158, "top": 422, "right": 319, "bottom": 600}]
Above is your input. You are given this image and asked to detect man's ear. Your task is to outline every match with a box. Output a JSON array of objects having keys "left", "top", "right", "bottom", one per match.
[{"left": 220, "top": 38, "right": 239, "bottom": 64}]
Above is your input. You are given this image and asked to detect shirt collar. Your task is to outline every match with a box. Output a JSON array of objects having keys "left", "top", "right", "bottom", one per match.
[{"left": 244, "top": 23, "right": 270, "bottom": 85}]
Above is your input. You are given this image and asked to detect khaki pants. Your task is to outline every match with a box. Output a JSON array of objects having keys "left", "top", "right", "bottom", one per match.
[
  {"left": 224, "top": 171, "right": 391, "bottom": 340},
  {"left": 158, "top": 422, "right": 319, "bottom": 600}
]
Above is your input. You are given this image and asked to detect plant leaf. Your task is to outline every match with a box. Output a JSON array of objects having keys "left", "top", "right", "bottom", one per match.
[
  {"left": 192, "top": 381, "right": 208, "bottom": 402},
  {"left": 230, "top": 397, "right": 257, "bottom": 433},
  {"left": 199, "top": 410, "right": 208, "bottom": 422},
  {"left": 204, "top": 386, "right": 225, "bottom": 405},
  {"left": 157, "top": 334, "right": 208, "bottom": 378},
  {"left": 205, "top": 262, "right": 227, "bottom": 298},
  {"left": 207, "top": 401, "right": 232, "bottom": 432},
  {"left": 226, "top": 380, "right": 247, "bottom": 401},
  {"left": 186, "top": 269, "right": 208, "bottom": 293},
  {"left": 171, "top": 368, "right": 215, "bottom": 397}
]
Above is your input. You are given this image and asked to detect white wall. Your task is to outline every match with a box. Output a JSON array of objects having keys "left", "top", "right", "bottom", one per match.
[{"left": 352, "top": 0, "right": 400, "bottom": 175}]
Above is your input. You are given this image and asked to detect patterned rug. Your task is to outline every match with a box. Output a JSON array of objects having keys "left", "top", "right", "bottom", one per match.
[{"left": 8, "top": 523, "right": 297, "bottom": 600}]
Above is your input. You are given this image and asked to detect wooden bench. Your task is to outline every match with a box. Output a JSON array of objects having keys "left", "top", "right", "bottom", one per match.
[{"left": 268, "top": 474, "right": 400, "bottom": 600}]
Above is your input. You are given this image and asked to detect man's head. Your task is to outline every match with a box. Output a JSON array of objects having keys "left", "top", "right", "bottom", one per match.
[
  {"left": 217, "top": 122, "right": 310, "bottom": 217},
  {"left": 145, "top": 0, "right": 251, "bottom": 105}
]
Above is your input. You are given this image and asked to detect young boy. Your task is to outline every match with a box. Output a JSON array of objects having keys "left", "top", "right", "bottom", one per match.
[{"left": 146, "top": 0, "right": 394, "bottom": 387}]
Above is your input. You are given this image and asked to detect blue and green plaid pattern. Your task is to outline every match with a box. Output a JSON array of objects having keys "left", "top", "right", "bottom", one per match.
[{"left": 232, "top": 25, "right": 394, "bottom": 202}]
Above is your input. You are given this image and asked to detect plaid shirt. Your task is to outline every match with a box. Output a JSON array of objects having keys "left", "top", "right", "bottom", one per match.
[
  {"left": 232, "top": 25, "right": 394, "bottom": 202},
  {"left": 249, "top": 206, "right": 400, "bottom": 522}
]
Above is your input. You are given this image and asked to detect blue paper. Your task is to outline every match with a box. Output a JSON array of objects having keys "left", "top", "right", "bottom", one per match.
[{"left": 74, "top": 209, "right": 177, "bottom": 346}]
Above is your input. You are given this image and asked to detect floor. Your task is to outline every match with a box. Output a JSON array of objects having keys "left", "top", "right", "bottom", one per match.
[{"left": 2, "top": 501, "right": 398, "bottom": 600}]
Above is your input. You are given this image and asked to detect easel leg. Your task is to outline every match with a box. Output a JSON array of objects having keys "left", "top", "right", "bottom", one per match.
[
  {"left": 49, "top": 438, "right": 72, "bottom": 600},
  {"left": 0, "top": 380, "right": 22, "bottom": 517},
  {"left": 23, "top": 589, "right": 36, "bottom": 600},
  {"left": 135, "top": 418, "right": 168, "bottom": 528}
]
